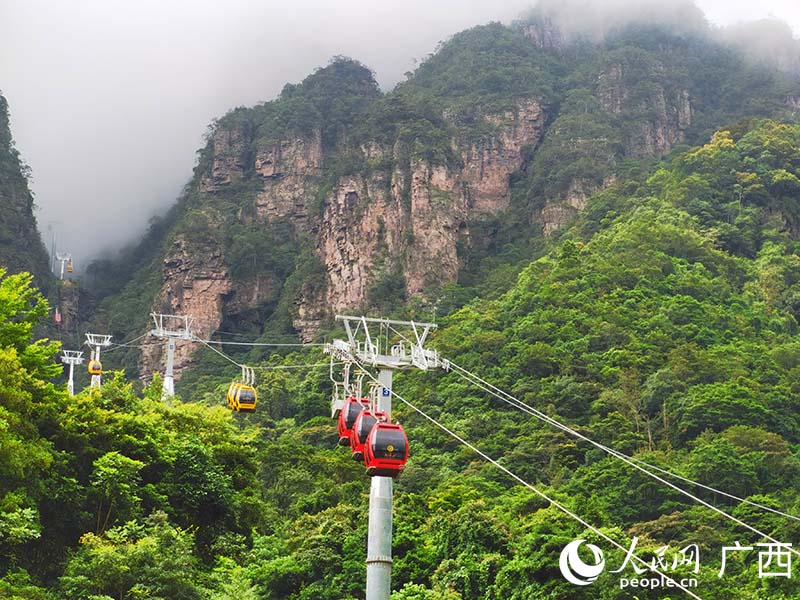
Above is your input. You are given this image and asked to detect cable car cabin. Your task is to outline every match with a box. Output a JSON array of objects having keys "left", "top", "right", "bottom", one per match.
[
  {"left": 337, "top": 397, "right": 371, "bottom": 446},
  {"left": 231, "top": 384, "right": 257, "bottom": 413},
  {"left": 66, "top": 260, "right": 74, "bottom": 273},
  {"left": 87, "top": 360, "right": 102, "bottom": 375},
  {"left": 364, "top": 423, "right": 408, "bottom": 478},
  {"left": 226, "top": 382, "right": 241, "bottom": 410},
  {"left": 350, "top": 410, "right": 386, "bottom": 462}
]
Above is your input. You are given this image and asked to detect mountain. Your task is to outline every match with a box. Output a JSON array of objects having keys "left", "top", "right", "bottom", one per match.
[
  {"left": 4, "top": 6, "right": 800, "bottom": 599},
  {"left": 86, "top": 16, "right": 800, "bottom": 383},
  {"left": 0, "top": 93, "right": 52, "bottom": 291}
]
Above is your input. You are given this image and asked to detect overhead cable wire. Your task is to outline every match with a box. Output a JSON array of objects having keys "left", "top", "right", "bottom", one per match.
[
  {"left": 295, "top": 321, "right": 799, "bottom": 524},
  {"left": 195, "top": 337, "right": 332, "bottom": 372},
  {"left": 195, "top": 337, "right": 244, "bottom": 368},
  {"left": 400, "top": 316, "right": 799, "bottom": 523},
  {"left": 92, "top": 332, "right": 150, "bottom": 355},
  {"left": 194, "top": 338, "right": 324, "bottom": 347},
  {"left": 104, "top": 343, "right": 147, "bottom": 354},
  {"left": 213, "top": 329, "right": 310, "bottom": 339},
  {"left": 625, "top": 455, "right": 800, "bottom": 524},
  {"left": 251, "top": 362, "right": 333, "bottom": 370},
  {"left": 354, "top": 364, "right": 704, "bottom": 600},
  {"left": 447, "top": 359, "right": 800, "bottom": 557},
  {"left": 108, "top": 332, "right": 149, "bottom": 347},
  {"left": 448, "top": 360, "right": 800, "bottom": 524}
]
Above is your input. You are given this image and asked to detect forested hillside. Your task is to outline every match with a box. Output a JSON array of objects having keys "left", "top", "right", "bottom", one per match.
[
  {"left": 0, "top": 94, "right": 52, "bottom": 293},
  {"left": 4, "top": 118, "right": 800, "bottom": 598}
]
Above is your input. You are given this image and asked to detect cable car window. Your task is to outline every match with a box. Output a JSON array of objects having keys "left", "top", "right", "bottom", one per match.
[
  {"left": 344, "top": 402, "right": 365, "bottom": 428},
  {"left": 357, "top": 415, "right": 377, "bottom": 442},
  {"left": 239, "top": 390, "right": 255, "bottom": 404},
  {"left": 372, "top": 430, "right": 407, "bottom": 459}
]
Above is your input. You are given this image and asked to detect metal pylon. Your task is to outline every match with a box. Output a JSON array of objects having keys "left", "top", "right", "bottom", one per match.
[
  {"left": 85, "top": 333, "right": 112, "bottom": 388},
  {"left": 55, "top": 252, "right": 72, "bottom": 280},
  {"left": 150, "top": 313, "right": 193, "bottom": 400},
  {"left": 325, "top": 315, "right": 447, "bottom": 600},
  {"left": 61, "top": 350, "right": 84, "bottom": 396}
]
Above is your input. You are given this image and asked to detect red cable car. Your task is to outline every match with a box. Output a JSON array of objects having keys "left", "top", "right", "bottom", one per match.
[
  {"left": 364, "top": 422, "right": 409, "bottom": 478},
  {"left": 337, "top": 397, "right": 370, "bottom": 446},
  {"left": 350, "top": 410, "right": 386, "bottom": 462}
]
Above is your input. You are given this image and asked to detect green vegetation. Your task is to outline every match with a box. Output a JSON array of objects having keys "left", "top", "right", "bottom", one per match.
[
  {"left": 0, "top": 94, "right": 52, "bottom": 293},
  {"left": 397, "top": 23, "right": 560, "bottom": 113}
]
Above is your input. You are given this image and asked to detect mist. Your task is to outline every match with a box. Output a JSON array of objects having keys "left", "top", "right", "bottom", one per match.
[
  {"left": 522, "top": 0, "right": 709, "bottom": 39},
  {"left": 526, "top": 0, "right": 800, "bottom": 72},
  {"left": 0, "top": 0, "right": 798, "bottom": 271}
]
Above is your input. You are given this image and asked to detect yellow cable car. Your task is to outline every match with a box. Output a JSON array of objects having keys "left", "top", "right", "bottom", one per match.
[
  {"left": 226, "top": 366, "right": 257, "bottom": 413},
  {"left": 226, "top": 382, "right": 257, "bottom": 412},
  {"left": 233, "top": 384, "right": 257, "bottom": 413},
  {"left": 66, "top": 260, "right": 74, "bottom": 273},
  {"left": 88, "top": 360, "right": 102, "bottom": 375}
]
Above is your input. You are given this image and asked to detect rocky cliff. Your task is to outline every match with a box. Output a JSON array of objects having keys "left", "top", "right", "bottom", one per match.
[{"left": 138, "top": 92, "right": 547, "bottom": 378}]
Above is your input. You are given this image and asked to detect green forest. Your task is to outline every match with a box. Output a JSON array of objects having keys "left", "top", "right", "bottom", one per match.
[{"left": 4, "top": 118, "right": 800, "bottom": 598}]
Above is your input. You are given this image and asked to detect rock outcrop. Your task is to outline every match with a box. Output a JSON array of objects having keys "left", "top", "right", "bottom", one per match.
[
  {"left": 539, "top": 176, "right": 616, "bottom": 235},
  {"left": 140, "top": 97, "right": 547, "bottom": 374},
  {"left": 56, "top": 281, "right": 80, "bottom": 336},
  {"left": 315, "top": 98, "right": 546, "bottom": 317},
  {"left": 254, "top": 130, "right": 323, "bottom": 228},
  {"left": 597, "top": 63, "right": 692, "bottom": 157},
  {"left": 138, "top": 232, "right": 231, "bottom": 380},
  {"left": 199, "top": 122, "right": 253, "bottom": 193},
  {"left": 520, "top": 18, "right": 568, "bottom": 51}
]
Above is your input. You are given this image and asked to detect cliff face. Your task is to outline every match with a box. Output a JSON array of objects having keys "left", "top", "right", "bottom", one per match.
[
  {"left": 138, "top": 227, "right": 280, "bottom": 380},
  {"left": 138, "top": 96, "right": 546, "bottom": 372},
  {"left": 120, "top": 20, "right": 800, "bottom": 379},
  {"left": 0, "top": 94, "right": 52, "bottom": 289},
  {"left": 596, "top": 59, "right": 692, "bottom": 158},
  {"left": 252, "top": 131, "right": 323, "bottom": 228},
  {"left": 315, "top": 97, "right": 546, "bottom": 312},
  {"left": 520, "top": 19, "right": 568, "bottom": 51}
]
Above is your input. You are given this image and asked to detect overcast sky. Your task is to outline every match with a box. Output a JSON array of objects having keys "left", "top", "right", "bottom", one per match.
[{"left": 1, "top": 0, "right": 799, "bottom": 269}]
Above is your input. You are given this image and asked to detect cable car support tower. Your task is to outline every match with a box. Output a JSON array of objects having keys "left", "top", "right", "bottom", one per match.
[
  {"left": 326, "top": 315, "right": 447, "bottom": 600},
  {"left": 150, "top": 313, "right": 193, "bottom": 399},
  {"left": 61, "top": 350, "right": 84, "bottom": 396},
  {"left": 85, "top": 333, "right": 112, "bottom": 388},
  {"left": 55, "top": 253, "right": 72, "bottom": 279}
]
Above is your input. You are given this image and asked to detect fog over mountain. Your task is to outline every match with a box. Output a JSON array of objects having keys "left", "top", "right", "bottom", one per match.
[{"left": 0, "top": 0, "right": 798, "bottom": 269}]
